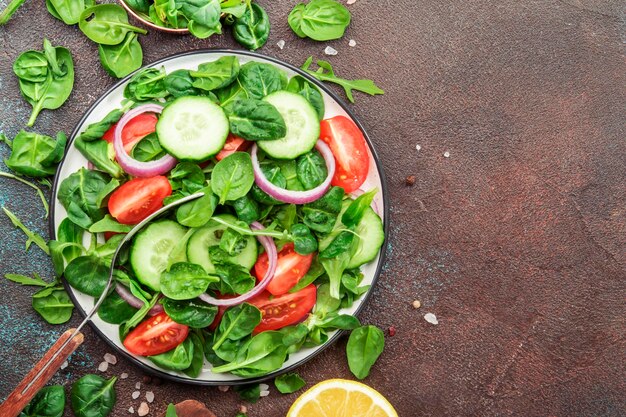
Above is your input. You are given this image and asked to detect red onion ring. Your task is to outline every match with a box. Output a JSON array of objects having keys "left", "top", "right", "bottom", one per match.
[
  {"left": 251, "top": 140, "right": 336, "bottom": 204},
  {"left": 199, "top": 221, "right": 277, "bottom": 306},
  {"left": 114, "top": 284, "right": 163, "bottom": 315},
  {"left": 350, "top": 188, "right": 382, "bottom": 217},
  {"left": 113, "top": 103, "right": 177, "bottom": 177}
]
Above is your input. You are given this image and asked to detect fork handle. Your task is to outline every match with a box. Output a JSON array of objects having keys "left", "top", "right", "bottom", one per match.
[{"left": 0, "top": 328, "right": 84, "bottom": 417}]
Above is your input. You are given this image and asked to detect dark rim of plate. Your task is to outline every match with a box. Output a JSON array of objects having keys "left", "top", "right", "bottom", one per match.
[{"left": 49, "top": 49, "right": 390, "bottom": 386}]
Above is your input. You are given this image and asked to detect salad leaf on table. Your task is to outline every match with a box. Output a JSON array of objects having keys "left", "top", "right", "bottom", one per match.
[
  {"left": 19, "top": 384, "right": 65, "bottom": 417},
  {"left": 98, "top": 32, "right": 143, "bottom": 79},
  {"left": 234, "top": 384, "right": 261, "bottom": 403},
  {"left": 287, "top": 3, "right": 306, "bottom": 38},
  {"left": 0, "top": 172, "right": 49, "bottom": 217},
  {"left": 233, "top": 2, "right": 270, "bottom": 51},
  {"left": 47, "top": 0, "right": 88, "bottom": 25},
  {"left": 4, "top": 130, "right": 66, "bottom": 177},
  {"left": 290, "top": 0, "right": 351, "bottom": 42},
  {"left": 274, "top": 373, "right": 306, "bottom": 394},
  {"left": 71, "top": 374, "right": 117, "bottom": 417},
  {"left": 2, "top": 207, "right": 49, "bottom": 254},
  {"left": 79, "top": 4, "right": 147, "bottom": 45},
  {"left": 346, "top": 325, "right": 385, "bottom": 379}
]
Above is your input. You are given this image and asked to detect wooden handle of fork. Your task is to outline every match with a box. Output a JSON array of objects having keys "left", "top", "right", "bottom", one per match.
[{"left": 0, "top": 328, "right": 84, "bottom": 417}]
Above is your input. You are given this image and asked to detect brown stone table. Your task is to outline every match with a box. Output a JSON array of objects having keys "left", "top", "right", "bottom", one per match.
[{"left": 1, "top": 0, "right": 624, "bottom": 415}]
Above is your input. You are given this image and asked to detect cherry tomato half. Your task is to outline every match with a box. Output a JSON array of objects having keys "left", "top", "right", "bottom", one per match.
[
  {"left": 123, "top": 312, "right": 189, "bottom": 356},
  {"left": 254, "top": 243, "right": 314, "bottom": 296},
  {"left": 247, "top": 285, "right": 317, "bottom": 334},
  {"left": 320, "top": 115, "right": 369, "bottom": 193},
  {"left": 103, "top": 112, "right": 158, "bottom": 154},
  {"left": 108, "top": 176, "right": 172, "bottom": 225},
  {"left": 216, "top": 134, "right": 251, "bottom": 161}
]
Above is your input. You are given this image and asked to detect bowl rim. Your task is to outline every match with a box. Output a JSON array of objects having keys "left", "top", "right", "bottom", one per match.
[
  {"left": 49, "top": 48, "right": 390, "bottom": 386},
  {"left": 118, "top": 0, "right": 190, "bottom": 33}
]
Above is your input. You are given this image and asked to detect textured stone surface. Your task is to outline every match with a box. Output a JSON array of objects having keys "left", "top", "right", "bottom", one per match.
[{"left": 1, "top": 0, "right": 625, "bottom": 416}]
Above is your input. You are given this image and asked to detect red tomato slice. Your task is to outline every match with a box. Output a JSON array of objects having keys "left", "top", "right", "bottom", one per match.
[
  {"left": 216, "top": 134, "right": 251, "bottom": 161},
  {"left": 123, "top": 312, "right": 189, "bottom": 356},
  {"left": 103, "top": 113, "right": 158, "bottom": 155},
  {"left": 108, "top": 176, "right": 172, "bottom": 225},
  {"left": 254, "top": 243, "right": 314, "bottom": 296},
  {"left": 320, "top": 116, "right": 369, "bottom": 193},
  {"left": 247, "top": 285, "right": 317, "bottom": 334}
]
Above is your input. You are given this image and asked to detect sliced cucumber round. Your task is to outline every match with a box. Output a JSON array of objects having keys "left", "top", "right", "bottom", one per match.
[
  {"left": 347, "top": 205, "right": 385, "bottom": 269},
  {"left": 156, "top": 96, "right": 229, "bottom": 161},
  {"left": 130, "top": 220, "right": 188, "bottom": 291},
  {"left": 186, "top": 214, "right": 258, "bottom": 273},
  {"left": 257, "top": 91, "right": 320, "bottom": 159}
]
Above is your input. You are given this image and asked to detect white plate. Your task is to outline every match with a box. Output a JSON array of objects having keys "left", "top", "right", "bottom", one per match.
[{"left": 51, "top": 49, "right": 388, "bottom": 385}]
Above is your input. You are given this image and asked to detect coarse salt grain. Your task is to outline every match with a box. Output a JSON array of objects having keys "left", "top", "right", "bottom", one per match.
[
  {"left": 443, "top": 151, "right": 450, "bottom": 158},
  {"left": 132, "top": 391, "right": 140, "bottom": 400},
  {"left": 98, "top": 361, "right": 109, "bottom": 372},
  {"left": 324, "top": 46, "right": 338, "bottom": 56},
  {"left": 218, "top": 385, "right": 229, "bottom": 392},
  {"left": 121, "top": 372, "right": 129, "bottom": 379},
  {"left": 145, "top": 391, "right": 154, "bottom": 403},
  {"left": 240, "top": 405, "right": 248, "bottom": 414},
  {"left": 277, "top": 40, "right": 285, "bottom": 50},
  {"left": 412, "top": 300, "right": 421, "bottom": 309},
  {"left": 259, "top": 383, "right": 270, "bottom": 391},
  {"left": 260, "top": 390, "right": 270, "bottom": 397},
  {"left": 347, "top": 0, "right": 356, "bottom": 4},
  {"left": 104, "top": 353, "right": 117, "bottom": 365},
  {"left": 137, "top": 402, "right": 149, "bottom": 417},
  {"left": 415, "top": 144, "right": 421, "bottom": 151},
  {"left": 128, "top": 406, "right": 134, "bottom": 414},
  {"left": 348, "top": 39, "right": 356, "bottom": 47},
  {"left": 135, "top": 382, "right": 141, "bottom": 390},
  {"left": 60, "top": 361, "right": 69, "bottom": 370},
  {"left": 424, "top": 313, "right": 438, "bottom": 325}
]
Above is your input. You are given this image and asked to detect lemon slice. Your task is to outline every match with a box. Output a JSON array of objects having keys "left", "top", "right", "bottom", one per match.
[{"left": 287, "top": 378, "right": 398, "bottom": 417}]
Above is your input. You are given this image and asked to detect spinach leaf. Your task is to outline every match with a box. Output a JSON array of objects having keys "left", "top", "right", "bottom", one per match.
[
  {"left": 124, "top": 66, "right": 168, "bottom": 101},
  {"left": 274, "top": 373, "right": 306, "bottom": 394},
  {"left": 182, "top": 332, "right": 205, "bottom": 378},
  {"left": 315, "top": 312, "right": 360, "bottom": 330},
  {"left": 286, "top": 75, "right": 325, "bottom": 120},
  {"left": 98, "top": 289, "right": 138, "bottom": 324},
  {"left": 175, "top": 186, "right": 218, "bottom": 227},
  {"left": 289, "top": 258, "right": 325, "bottom": 292},
  {"left": 19, "top": 385, "right": 65, "bottom": 417},
  {"left": 79, "top": 4, "right": 147, "bottom": 45},
  {"left": 211, "top": 152, "right": 255, "bottom": 204},
  {"left": 287, "top": 3, "right": 306, "bottom": 38},
  {"left": 219, "top": 228, "right": 248, "bottom": 256},
  {"left": 227, "top": 98, "right": 286, "bottom": 141},
  {"left": 57, "top": 168, "right": 111, "bottom": 229},
  {"left": 190, "top": 56, "right": 240, "bottom": 91},
  {"left": 342, "top": 188, "right": 377, "bottom": 228},
  {"left": 160, "top": 262, "right": 218, "bottom": 300},
  {"left": 48, "top": 0, "right": 86, "bottom": 25},
  {"left": 233, "top": 2, "right": 270, "bottom": 51},
  {"left": 131, "top": 132, "right": 165, "bottom": 162},
  {"left": 32, "top": 285, "right": 74, "bottom": 324},
  {"left": 299, "top": 0, "right": 350, "bottom": 41},
  {"left": 13, "top": 51, "right": 48, "bottom": 83},
  {"left": 301, "top": 186, "right": 344, "bottom": 233},
  {"left": 149, "top": 337, "right": 194, "bottom": 370},
  {"left": 164, "top": 69, "right": 199, "bottom": 97},
  {"left": 214, "top": 78, "right": 249, "bottom": 108},
  {"left": 77, "top": 107, "right": 127, "bottom": 142},
  {"left": 251, "top": 160, "right": 286, "bottom": 205},
  {"left": 231, "top": 195, "right": 260, "bottom": 224},
  {"left": 178, "top": 0, "right": 222, "bottom": 39},
  {"left": 162, "top": 297, "right": 217, "bottom": 328},
  {"left": 211, "top": 331, "right": 288, "bottom": 377},
  {"left": 71, "top": 374, "right": 117, "bottom": 417},
  {"left": 290, "top": 223, "right": 318, "bottom": 255},
  {"left": 74, "top": 137, "right": 123, "bottom": 178},
  {"left": 124, "top": 0, "right": 150, "bottom": 14},
  {"left": 275, "top": 159, "right": 304, "bottom": 191},
  {"left": 0, "top": 0, "right": 26, "bottom": 26},
  {"left": 5, "top": 130, "right": 66, "bottom": 177},
  {"left": 210, "top": 261, "right": 256, "bottom": 295},
  {"left": 238, "top": 62, "right": 286, "bottom": 100},
  {"left": 318, "top": 230, "right": 354, "bottom": 259},
  {"left": 234, "top": 384, "right": 261, "bottom": 403},
  {"left": 212, "top": 303, "right": 261, "bottom": 353},
  {"left": 280, "top": 323, "right": 309, "bottom": 348},
  {"left": 296, "top": 149, "right": 327, "bottom": 189},
  {"left": 89, "top": 214, "right": 133, "bottom": 233},
  {"left": 98, "top": 32, "right": 143, "bottom": 79},
  {"left": 346, "top": 325, "right": 385, "bottom": 379},
  {"left": 314, "top": 282, "right": 341, "bottom": 314},
  {"left": 64, "top": 255, "right": 109, "bottom": 297},
  {"left": 165, "top": 404, "right": 178, "bottom": 417},
  {"left": 3, "top": 207, "right": 49, "bottom": 254}
]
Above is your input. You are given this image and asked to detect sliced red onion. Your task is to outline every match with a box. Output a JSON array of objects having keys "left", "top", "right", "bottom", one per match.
[
  {"left": 350, "top": 188, "right": 382, "bottom": 217},
  {"left": 199, "top": 221, "right": 277, "bottom": 307},
  {"left": 113, "top": 103, "right": 177, "bottom": 177},
  {"left": 114, "top": 284, "right": 163, "bottom": 315},
  {"left": 251, "top": 140, "right": 335, "bottom": 204}
]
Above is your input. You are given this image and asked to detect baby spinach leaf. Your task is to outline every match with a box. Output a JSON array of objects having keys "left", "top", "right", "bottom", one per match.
[
  {"left": 289, "top": 258, "right": 325, "bottom": 293},
  {"left": 296, "top": 149, "right": 327, "bottom": 189},
  {"left": 175, "top": 186, "right": 218, "bottom": 227},
  {"left": 3, "top": 207, "right": 49, "bottom": 254},
  {"left": 346, "top": 325, "right": 385, "bottom": 379},
  {"left": 210, "top": 261, "right": 256, "bottom": 295},
  {"left": 231, "top": 195, "right": 260, "bottom": 224},
  {"left": 77, "top": 107, "right": 127, "bottom": 142},
  {"left": 302, "top": 57, "right": 384, "bottom": 103},
  {"left": 132, "top": 132, "right": 165, "bottom": 162},
  {"left": 318, "top": 230, "right": 354, "bottom": 259},
  {"left": 74, "top": 137, "right": 123, "bottom": 178},
  {"left": 214, "top": 78, "right": 249, "bottom": 108},
  {"left": 98, "top": 289, "right": 138, "bottom": 324},
  {"left": 190, "top": 56, "right": 240, "bottom": 92},
  {"left": 238, "top": 62, "right": 286, "bottom": 100},
  {"left": 342, "top": 188, "right": 377, "bottom": 228},
  {"left": 251, "top": 161, "right": 287, "bottom": 205},
  {"left": 233, "top": 2, "right": 270, "bottom": 51},
  {"left": 299, "top": 0, "right": 350, "bottom": 41},
  {"left": 286, "top": 75, "right": 325, "bottom": 120},
  {"left": 48, "top": 0, "right": 86, "bottom": 25},
  {"left": 178, "top": 0, "right": 222, "bottom": 39},
  {"left": 98, "top": 32, "right": 143, "bottom": 79},
  {"left": 227, "top": 98, "right": 286, "bottom": 141},
  {"left": 124, "top": 66, "right": 168, "bottom": 101},
  {"left": 314, "top": 311, "right": 360, "bottom": 330},
  {"left": 274, "top": 373, "right": 306, "bottom": 394},
  {"left": 290, "top": 223, "right": 318, "bottom": 255},
  {"left": 301, "top": 186, "right": 344, "bottom": 233},
  {"left": 57, "top": 168, "right": 111, "bottom": 229},
  {"left": 160, "top": 262, "right": 218, "bottom": 300},
  {"left": 149, "top": 337, "right": 194, "bottom": 370},
  {"left": 4, "top": 130, "right": 66, "bottom": 177},
  {"left": 13, "top": 51, "right": 48, "bottom": 83},
  {"left": 287, "top": 3, "right": 306, "bottom": 38},
  {"left": 89, "top": 214, "right": 133, "bottom": 233},
  {"left": 64, "top": 255, "right": 109, "bottom": 297},
  {"left": 234, "top": 383, "right": 261, "bottom": 403},
  {"left": 219, "top": 228, "right": 248, "bottom": 256},
  {"left": 124, "top": 0, "right": 150, "bottom": 14},
  {"left": 211, "top": 152, "right": 255, "bottom": 204},
  {"left": 79, "top": 4, "right": 147, "bottom": 45},
  {"left": 32, "top": 286, "right": 74, "bottom": 324},
  {"left": 182, "top": 331, "right": 205, "bottom": 378},
  {"left": 19, "top": 384, "right": 65, "bottom": 417},
  {"left": 71, "top": 374, "right": 117, "bottom": 417},
  {"left": 165, "top": 404, "right": 178, "bottom": 417},
  {"left": 164, "top": 69, "right": 199, "bottom": 97},
  {"left": 162, "top": 297, "right": 217, "bottom": 328},
  {"left": 211, "top": 331, "right": 288, "bottom": 377},
  {"left": 212, "top": 303, "right": 261, "bottom": 352}
]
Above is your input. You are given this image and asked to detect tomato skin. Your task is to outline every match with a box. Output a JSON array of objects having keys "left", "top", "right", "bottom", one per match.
[
  {"left": 108, "top": 176, "right": 172, "bottom": 225},
  {"left": 103, "top": 113, "right": 158, "bottom": 154},
  {"left": 320, "top": 116, "right": 369, "bottom": 193},
  {"left": 254, "top": 243, "right": 314, "bottom": 296},
  {"left": 123, "top": 312, "right": 189, "bottom": 356},
  {"left": 247, "top": 285, "right": 317, "bottom": 334},
  {"left": 216, "top": 134, "right": 251, "bottom": 161}
]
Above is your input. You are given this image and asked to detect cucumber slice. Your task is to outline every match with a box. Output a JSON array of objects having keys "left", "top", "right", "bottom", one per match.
[
  {"left": 257, "top": 91, "right": 320, "bottom": 159},
  {"left": 347, "top": 205, "right": 385, "bottom": 269},
  {"left": 186, "top": 214, "right": 258, "bottom": 273},
  {"left": 156, "top": 96, "right": 229, "bottom": 161},
  {"left": 130, "top": 220, "right": 188, "bottom": 291}
]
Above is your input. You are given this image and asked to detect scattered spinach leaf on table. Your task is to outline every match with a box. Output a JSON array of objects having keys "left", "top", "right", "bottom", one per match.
[
  {"left": 79, "top": 4, "right": 147, "bottom": 45},
  {"left": 294, "top": 0, "right": 350, "bottom": 41},
  {"left": 98, "top": 32, "right": 143, "bottom": 79},
  {"left": 346, "top": 325, "right": 385, "bottom": 379},
  {"left": 233, "top": 2, "right": 270, "bottom": 51},
  {"left": 19, "top": 384, "right": 65, "bottom": 417},
  {"left": 234, "top": 383, "right": 261, "bottom": 403},
  {"left": 4, "top": 130, "right": 66, "bottom": 177},
  {"left": 274, "top": 373, "right": 306, "bottom": 394},
  {"left": 71, "top": 374, "right": 117, "bottom": 417}
]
